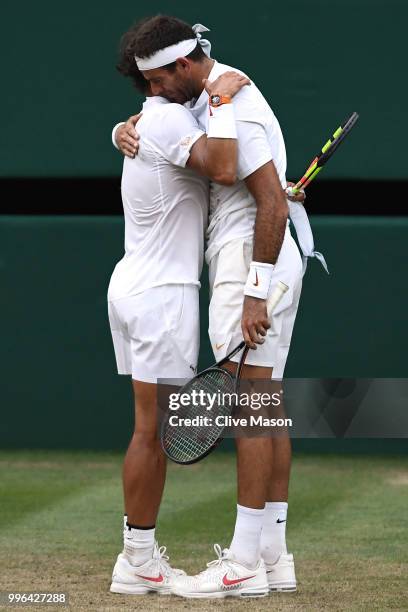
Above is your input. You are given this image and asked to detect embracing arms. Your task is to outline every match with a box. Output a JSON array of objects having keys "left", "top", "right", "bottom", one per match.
[{"left": 113, "top": 71, "right": 250, "bottom": 185}]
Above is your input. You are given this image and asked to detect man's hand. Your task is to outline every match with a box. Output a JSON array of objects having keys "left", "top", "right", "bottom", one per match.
[
  {"left": 115, "top": 114, "right": 142, "bottom": 158},
  {"left": 285, "top": 181, "right": 306, "bottom": 203},
  {"left": 241, "top": 296, "right": 271, "bottom": 350},
  {"left": 203, "top": 71, "right": 250, "bottom": 98}
]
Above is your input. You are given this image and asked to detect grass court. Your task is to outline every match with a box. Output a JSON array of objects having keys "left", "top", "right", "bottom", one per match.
[{"left": 0, "top": 451, "right": 407, "bottom": 611}]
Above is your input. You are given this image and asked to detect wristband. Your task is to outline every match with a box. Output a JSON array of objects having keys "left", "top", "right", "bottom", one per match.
[
  {"left": 244, "top": 261, "right": 275, "bottom": 300},
  {"left": 112, "top": 122, "right": 125, "bottom": 150},
  {"left": 207, "top": 103, "right": 237, "bottom": 139}
]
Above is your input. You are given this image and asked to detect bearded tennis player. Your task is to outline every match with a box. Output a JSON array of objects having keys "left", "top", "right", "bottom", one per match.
[
  {"left": 107, "top": 22, "right": 250, "bottom": 596},
  {"left": 112, "top": 16, "right": 319, "bottom": 599}
]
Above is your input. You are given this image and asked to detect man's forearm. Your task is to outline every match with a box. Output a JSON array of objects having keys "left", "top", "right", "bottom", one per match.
[
  {"left": 202, "top": 138, "right": 237, "bottom": 185},
  {"left": 245, "top": 161, "right": 289, "bottom": 264},
  {"left": 205, "top": 101, "right": 238, "bottom": 183},
  {"left": 252, "top": 194, "right": 288, "bottom": 264},
  {"left": 188, "top": 102, "right": 238, "bottom": 185},
  {"left": 240, "top": 161, "right": 288, "bottom": 347}
]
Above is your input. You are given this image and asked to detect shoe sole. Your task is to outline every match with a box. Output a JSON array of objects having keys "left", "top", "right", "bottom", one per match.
[
  {"left": 110, "top": 582, "right": 172, "bottom": 596},
  {"left": 269, "top": 583, "right": 297, "bottom": 593},
  {"left": 173, "top": 586, "right": 269, "bottom": 599}
]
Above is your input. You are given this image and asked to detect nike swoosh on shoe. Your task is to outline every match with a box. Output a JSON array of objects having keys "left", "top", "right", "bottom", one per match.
[{"left": 222, "top": 573, "right": 255, "bottom": 587}]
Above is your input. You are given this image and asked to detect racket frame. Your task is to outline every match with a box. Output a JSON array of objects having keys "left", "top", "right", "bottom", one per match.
[
  {"left": 160, "top": 342, "right": 249, "bottom": 464},
  {"left": 292, "top": 112, "right": 359, "bottom": 194}
]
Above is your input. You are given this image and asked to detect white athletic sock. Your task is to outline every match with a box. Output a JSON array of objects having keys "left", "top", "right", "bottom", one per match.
[
  {"left": 229, "top": 504, "right": 265, "bottom": 569},
  {"left": 260, "top": 501, "right": 288, "bottom": 564},
  {"left": 123, "top": 524, "right": 155, "bottom": 566}
]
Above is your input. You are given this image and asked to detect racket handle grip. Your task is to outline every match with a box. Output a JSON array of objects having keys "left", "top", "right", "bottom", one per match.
[
  {"left": 286, "top": 185, "right": 304, "bottom": 197},
  {"left": 267, "top": 281, "right": 289, "bottom": 319}
]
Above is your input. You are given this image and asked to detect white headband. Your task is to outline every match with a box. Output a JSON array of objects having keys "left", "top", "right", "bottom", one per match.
[{"left": 135, "top": 23, "right": 211, "bottom": 71}]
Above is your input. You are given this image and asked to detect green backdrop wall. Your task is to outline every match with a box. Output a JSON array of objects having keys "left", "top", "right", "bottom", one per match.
[
  {"left": 0, "top": 216, "right": 407, "bottom": 450},
  {"left": 1, "top": 0, "right": 404, "bottom": 178}
]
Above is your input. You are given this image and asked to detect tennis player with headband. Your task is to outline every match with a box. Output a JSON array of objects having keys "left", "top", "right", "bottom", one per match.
[{"left": 111, "top": 16, "right": 317, "bottom": 599}]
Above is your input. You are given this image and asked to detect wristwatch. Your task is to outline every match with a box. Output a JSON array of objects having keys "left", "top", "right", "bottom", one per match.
[{"left": 209, "top": 94, "right": 232, "bottom": 107}]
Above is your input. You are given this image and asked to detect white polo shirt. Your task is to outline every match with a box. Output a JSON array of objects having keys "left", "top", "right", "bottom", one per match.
[
  {"left": 186, "top": 61, "right": 287, "bottom": 263},
  {"left": 108, "top": 97, "right": 209, "bottom": 301}
]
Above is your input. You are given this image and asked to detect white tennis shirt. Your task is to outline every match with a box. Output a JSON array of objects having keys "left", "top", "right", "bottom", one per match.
[
  {"left": 186, "top": 61, "right": 287, "bottom": 263},
  {"left": 108, "top": 97, "right": 209, "bottom": 301}
]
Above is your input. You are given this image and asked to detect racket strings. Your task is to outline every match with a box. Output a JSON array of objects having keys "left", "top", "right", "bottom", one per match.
[{"left": 162, "top": 368, "right": 236, "bottom": 463}]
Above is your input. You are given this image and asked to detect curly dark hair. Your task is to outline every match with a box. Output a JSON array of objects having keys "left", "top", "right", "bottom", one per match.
[
  {"left": 116, "top": 14, "right": 206, "bottom": 90},
  {"left": 116, "top": 19, "right": 150, "bottom": 93}
]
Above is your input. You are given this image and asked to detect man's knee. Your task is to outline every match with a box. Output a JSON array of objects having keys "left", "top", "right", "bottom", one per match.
[{"left": 131, "top": 379, "right": 160, "bottom": 435}]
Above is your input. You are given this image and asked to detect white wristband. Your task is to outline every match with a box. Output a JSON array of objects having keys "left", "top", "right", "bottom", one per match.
[
  {"left": 207, "top": 104, "right": 237, "bottom": 139},
  {"left": 112, "top": 122, "right": 125, "bottom": 150},
  {"left": 244, "top": 261, "right": 275, "bottom": 300}
]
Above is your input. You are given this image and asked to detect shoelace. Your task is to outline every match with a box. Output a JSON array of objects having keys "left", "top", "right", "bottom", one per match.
[
  {"left": 200, "top": 543, "right": 229, "bottom": 574},
  {"left": 152, "top": 542, "right": 173, "bottom": 576}
]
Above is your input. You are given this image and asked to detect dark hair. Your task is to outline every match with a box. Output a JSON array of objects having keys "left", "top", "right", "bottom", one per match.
[
  {"left": 117, "top": 14, "right": 206, "bottom": 86},
  {"left": 116, "top": 20, "right": 150, "bottom": 93}
]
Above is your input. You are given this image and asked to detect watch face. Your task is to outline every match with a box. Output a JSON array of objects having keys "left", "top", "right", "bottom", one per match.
[{"left": 211, "top": 95, "right": 221, "bottom": 105}]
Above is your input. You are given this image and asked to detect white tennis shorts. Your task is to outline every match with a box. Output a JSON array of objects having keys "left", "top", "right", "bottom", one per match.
[
  {"left": 108, "top": 284, "right": 199, "bottom": 383},
  {"left": 208, "top": 227, "right": 303, "bottom": 378}
]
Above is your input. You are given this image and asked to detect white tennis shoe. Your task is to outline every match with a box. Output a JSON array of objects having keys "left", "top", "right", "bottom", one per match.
[
  {"left": 110, "top": 541, "right": 185, "bottom": 595},
  {"left": 265, "top": 553, "right": 297, "bottom": 592},
  {"left": 172, "top": 544, "right": 268, "bottom": 599}
]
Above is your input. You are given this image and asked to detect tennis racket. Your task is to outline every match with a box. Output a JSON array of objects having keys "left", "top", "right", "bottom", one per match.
[
  {"left": 161, "top": 281, "right": 289, "bottom": 464},
  {"left": 291, "top": 112, "right": 359, "bottom": 195}
]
